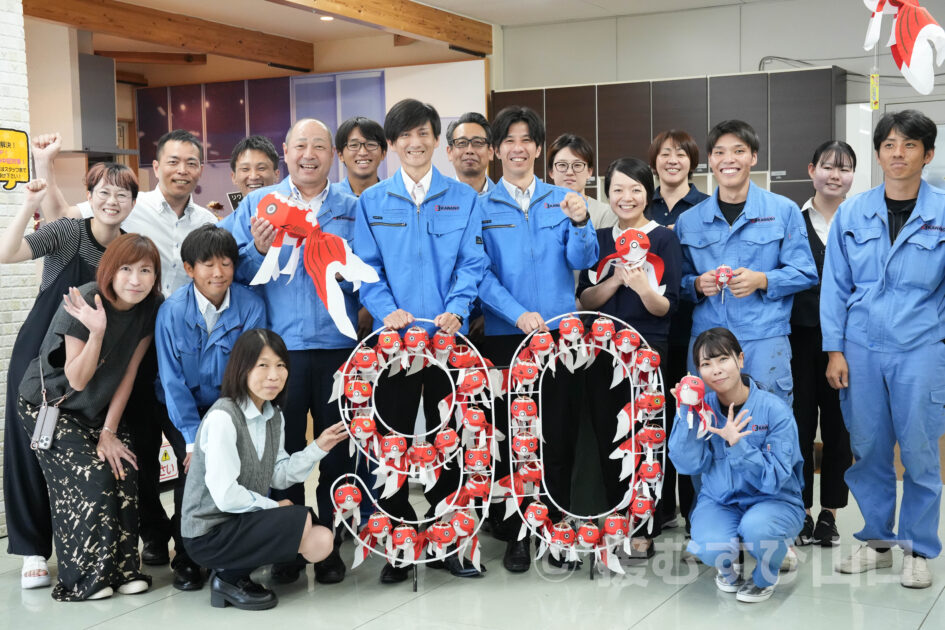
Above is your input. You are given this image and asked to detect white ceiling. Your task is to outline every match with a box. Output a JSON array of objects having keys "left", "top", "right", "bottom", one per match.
[{"left": 416, "top": 0, "right": 773, "bottom": 27}]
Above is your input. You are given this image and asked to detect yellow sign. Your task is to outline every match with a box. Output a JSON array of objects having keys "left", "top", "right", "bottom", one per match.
[
  {"left": 0, "top": 128, "right": 29, "bottom": 190},
  {"left": 870, "top": 74, "right": 880, "bottom": 110}
]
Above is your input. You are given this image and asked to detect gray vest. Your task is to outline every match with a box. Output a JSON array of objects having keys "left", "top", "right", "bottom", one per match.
[{"left": 181, "top": 397, "right": 281, "bottom": 539}]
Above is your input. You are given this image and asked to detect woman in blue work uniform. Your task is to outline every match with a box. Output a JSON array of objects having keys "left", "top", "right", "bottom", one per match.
[
  {"left": 578, "top": 157, "right": 682, "bottom": 558},
  {"left": 669, "top": 327, "right": 804, "bottom": 603}
]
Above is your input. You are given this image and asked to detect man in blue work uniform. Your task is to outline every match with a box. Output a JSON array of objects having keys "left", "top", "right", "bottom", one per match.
[
  {"left": 154, "top": 224, "right": 267, "bottom": 591},
  {"left": 822, "top": 109, "right": 945, "bottom": 589},
  {"left": 676, "top": 120, "right": 817, "bottom": 406},
  {"left": 476, "top": 105, "right": 598, "bottom": 573},
  {"left": 446, "top": 112, "right": 495, "bottom": 196},
  {"left": 334, "top": 116, "right": 387, "bottom": 198},
  {"left": 221, "top": 118, "right": 359, "bottom": 585},
  {"left": 354, "top": 98, "right": 486, "bottom": 583}
]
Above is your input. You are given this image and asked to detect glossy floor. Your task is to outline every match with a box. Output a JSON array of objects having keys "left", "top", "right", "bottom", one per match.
[{"left": 2, "top": 477, "right": 944, "bottom": 629}]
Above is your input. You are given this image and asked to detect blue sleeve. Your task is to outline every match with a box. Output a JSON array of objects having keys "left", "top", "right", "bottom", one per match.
[
  {"left": 727, "top": 405, "right": 801, "bottom": 496},
  {"left": 479, "top": 268, "right": 528, "bottom": 327},
  {"left": 564, "top": 217, "right": 599, "bottom": 271},
  {"left": 245, "top": 291, "right": 269, "bottom": 330},
  {"left": 443, "top": 202, "right": 487, "bottom": 318},
  {"left": 668, "top": 409, "right": 712, "bottom": 475},
  {"left": 219, "top": 202, "right": 266, "bottom": 286},
  {"left": 762, "top": 203, "right": 818, "bottom": 300},
  {"left": 154, "top": 306, "right": 201, "bottom": 445},
  {"left": 352, "top": 194, "right": 399, "bottom": 320},
  {"left": 820, "top": 206, "right": 851, "bottom": 352}
]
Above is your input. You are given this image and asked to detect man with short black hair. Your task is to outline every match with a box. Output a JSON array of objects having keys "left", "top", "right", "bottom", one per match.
[
  {"left": 154, "top": 225, "right": 266, "bottom": 590},
  {"left": 823, "top": 109, "right": 945, "bottom": 589},
  {"left": 354, "top": 98, "right": 486, "bottom": 583},
  {"left": 229, "top": 135, "right": 280, "bottom": 197},
  {"left": 446, "top": 112, "right": 494, "bottom": 195},
  {"left": 335, "top": 116, "right": 387, "bottom": 197}
]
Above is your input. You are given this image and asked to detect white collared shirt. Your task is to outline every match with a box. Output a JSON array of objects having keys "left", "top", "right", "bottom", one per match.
[
  {"left": 802, "top": 197, "right": 833, "bottom": 244},
  {"left": 289, "top": 179, "right": 330, "bottom": 213},
  {"left": 124, "top": 188, "right": 217, "bottom": 296},
  {"left": 612, "top": 219, "right": 659, "bottom": 241},
  {"left": 501, "top": 177, "right": 536, "bottom": 213},
  {"left": 198, "top": 397, "right": 328, "bottom": 512},
  {"left": 193, "top": 285, "right": 231, "bottom": 333},
  {"left": 401, "top": 168, "right": 433, "bottom": 206}
]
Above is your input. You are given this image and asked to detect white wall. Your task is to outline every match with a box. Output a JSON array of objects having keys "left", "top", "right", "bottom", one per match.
[
  {"left": 24, "top": 18, "right": 82, "bottom": 149},
  {"left": 497, "top": 0, "right": 945, "bottom": 105},
  {"left": 0, "top": 0, "right": 31, "bottom": 538}
]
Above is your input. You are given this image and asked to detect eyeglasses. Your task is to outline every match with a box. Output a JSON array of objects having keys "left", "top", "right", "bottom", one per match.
[
  {"left": 94, "top": 189, "right": 133, "bottom": 203},
  {"left": 345, "top": 140, "right": 381, "bottom": 152},
  {"left": 451, "top": 137, "right": 489, "bottom": 150},
  {"left": 553, "top": 161, "right": 588, "bottom": 174}
]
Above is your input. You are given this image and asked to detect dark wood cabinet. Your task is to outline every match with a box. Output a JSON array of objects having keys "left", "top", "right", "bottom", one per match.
[
  {"left": 597, "top": 81, "right": 651, "bottom": 173},
  {"left": 136, "top": 86, "right": 170, "bottom": 165},
  {"left": 709, "top": 73, "right": 768, "bottom": 171},
  {"left": 770, "top": 181, "right": 812, "bottom": 207},
  {"left": 769, "top": 67, "right": 846, "bottom": 181},
  {"left": 652, "top": 78, "right": 708, "bottom": 171}
]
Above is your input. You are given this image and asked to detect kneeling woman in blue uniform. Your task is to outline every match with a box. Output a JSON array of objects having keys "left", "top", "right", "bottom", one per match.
[
  {"left": 181, "top": 329, "right": 349, "bottom": 610},
  {"left": 669, "top": 327, "right": 804, "bottom": 603}
]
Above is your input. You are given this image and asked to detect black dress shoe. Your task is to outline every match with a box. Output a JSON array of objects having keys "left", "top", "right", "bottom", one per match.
[
  {"left": 547, "top": 553, "right": 583, "bottom": 571},
  {"left": 271, "top": 562, "right": 303, "bottom": 585},
  {"left": 172, "top": 557, "right": 204, "bottom": 591},
  {"left": 314, "top": 547, "right": 346, "bottom": 584},
  {"left": 380, "top": 563, "right": 409, "bottom": 584},
  {"left": 141, "top": 540, "right": 170, "bottom": 566},
  {"left": 503, "top": 539, "right": 531, "bottom": 573},
  {"left": 443, "top": 554, "right": 484, "bottom": 578},
  {"left": 209, "top": 574, "right": 278, "bottom": 610}
]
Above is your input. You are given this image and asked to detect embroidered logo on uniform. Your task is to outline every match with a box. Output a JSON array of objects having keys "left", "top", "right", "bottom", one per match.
[
  {"left": 752, "top": 424, "right": 769, "bottom": 432},
  {"left": 372, "top": 215, "right": 384, "bottom": 219},
  {"left": 476, "top": 236, "right": 483, "bottom": 244},
  {"left": 435, "top": 205, "right": 459, "bottom": 211},
  {"left": 334, "top": 216, "right": 355, "bottom": 221},
  {"left": 544, "top": 202, "right": 561, "bottom": 209},
  {"left": 920, "top": 223, "right": 945, "bottom": 231},
  {"left": 748, "top": 217, "right": 775, "bottom": 223}
]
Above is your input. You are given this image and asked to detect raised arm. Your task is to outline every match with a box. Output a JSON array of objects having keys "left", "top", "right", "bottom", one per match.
[
  {"left": 31, "top": 133, "right": 82, "bottom": 221},
  {"left": 0, "top": 179, "right": 46, "bottom": 264}
]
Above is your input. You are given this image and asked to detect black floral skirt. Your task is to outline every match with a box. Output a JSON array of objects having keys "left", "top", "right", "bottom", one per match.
[{"left": 18, "top": 397, "right": 151, "bottom": 601}]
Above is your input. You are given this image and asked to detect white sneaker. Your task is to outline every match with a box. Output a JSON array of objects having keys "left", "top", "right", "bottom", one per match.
[
  {"left": 736, "top": 577, "right": 778, "bottom": 603},
  {"left": 836, "top": 545, "right": 893, "bottom": 574},
  {"left": 86, "top": 586, "right": 114, "bottom": 600},
  {"left": 21, "top": 556, "right": 51, "bottom": 589},
  {"left": 780, "top": 546, "right": 798, "bottom": 573},
  {"left": 715, "top": 568, "right": 746, "bottom": 593},
  {"left": 901, "top": 555, "right": 933, "bottom": 589},
  {"left": 117, "top": 579, "right": 149, "bottom": 595}
]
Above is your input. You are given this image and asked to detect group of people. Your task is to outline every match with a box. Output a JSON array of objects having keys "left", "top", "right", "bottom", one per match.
[{"left": 1, "top": 98, "right": 942, "bottom": 609}]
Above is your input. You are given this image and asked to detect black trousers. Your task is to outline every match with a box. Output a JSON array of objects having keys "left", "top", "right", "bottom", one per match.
[
  {"left": 373, "top": 365, "right": 454, "bottom": 522},
  {"left": 664, "top": 339, "right": 696, "bottom": 527},
  {"left": 271, "top": 348, "right": 359, "bottom": 525},
  {"left": 585, "top": 340, "right": 667, "bottom": 539},
  {"left": 790, "top": 325, "right": 851, "bottom": 509},
  {"left": 161, "top": 419, "right": 191, "bottom": 560},
  {"left": 480, "top": 334, "right": 584, "bottom": 524},
  {"left": 127, "top": 345, "right": 174, "bottom": 548}
]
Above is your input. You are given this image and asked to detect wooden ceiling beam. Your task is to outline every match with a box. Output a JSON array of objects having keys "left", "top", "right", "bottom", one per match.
[
  {"left": 95, "top": 50, "right": 207, "bottom": 65},
  {"left": 270, "top": 0, "right": 492, "bottom": 56},
  {"left": 115, "top": 70, "right": 148, "bottom": 86},
  {"left": 23, "top": 0, "right": 314, "bottom": 71}
]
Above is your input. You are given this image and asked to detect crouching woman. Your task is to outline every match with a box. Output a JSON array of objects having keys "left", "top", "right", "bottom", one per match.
[
  {"left": 181, "top": 328, "right": 348, "bottom": 610},
  {"left": 668, "top": 327, "right": 805, "bottom": 603}
]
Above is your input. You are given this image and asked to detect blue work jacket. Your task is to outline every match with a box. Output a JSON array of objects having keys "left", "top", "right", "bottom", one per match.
[
  {"left": 477, "top": 177, "right": 599, "bottom": 336},
  {"left": 353, "top": 167, "right": 485, "bottom": 334},
  {"left": 220, "top": 177, "right": 360, "bottom": 350},
  {"left": 821, "top": 181, "right": 945, "bottom": 353},
  {"left": 668, "top": 377, "right": 804, "bottom": 509},
  {"left": 155, "top": 283, "right": 267, "bottom": 445},
  {"left": 676, "top": 183, "right": 817, "bottom": 341}
]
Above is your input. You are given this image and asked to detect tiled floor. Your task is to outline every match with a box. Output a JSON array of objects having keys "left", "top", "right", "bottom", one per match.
[{"left": 3, "top": 477, "right": 944, "bottom": 629}]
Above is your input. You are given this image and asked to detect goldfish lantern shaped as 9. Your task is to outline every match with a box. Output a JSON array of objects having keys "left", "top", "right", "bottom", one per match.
[
  {"left": 344, "top": 379, "right": 372, "bottom": 406},
  {"left": 528, "top": 331, "right": 556, "bottom": 371},
  {"left": 353, "top": 512, "right": 392, "bottom": 568},
  {"left": 510, "top": 360, "right": 540, "bottom": 393},
  {"left": 510, "top": 395, "right": 538, "bottom": 432},
  {"left": 558, "top": 314, "right": 589, "bottom": 371},
  {"left": 407, "top": 441, "right": 440, "bottom": 490},
  {"left": 402, "top": 326, "right": 431, "bottom": 374},
  {"left": 332, "top": 482, "right": 363, "bottom": 527},
  {"left": 610, "top": 328, "right": 643, "bottom": 387}
]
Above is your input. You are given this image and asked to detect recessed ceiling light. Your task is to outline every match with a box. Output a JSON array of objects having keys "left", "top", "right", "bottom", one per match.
[{"left": 320, "top": 15, "right": 333, "bottom": 21}]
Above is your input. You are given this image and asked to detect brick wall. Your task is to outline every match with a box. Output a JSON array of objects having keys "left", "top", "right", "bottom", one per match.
[{"left": 0, "top": 0, "right": 32, "bottom": 538}]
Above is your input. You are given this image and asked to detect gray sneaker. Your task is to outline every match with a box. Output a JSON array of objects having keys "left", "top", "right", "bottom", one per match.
[
  {"left": 715, "top": 569, "right": 746, "bottom": 593},
  {"left": 736, "top": 577, "right": 777, "bottom": 603}
]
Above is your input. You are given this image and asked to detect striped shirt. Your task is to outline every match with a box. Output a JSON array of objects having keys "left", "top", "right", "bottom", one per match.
[{"left": 24, "top": 218, "right": 107, "bottom": 291}]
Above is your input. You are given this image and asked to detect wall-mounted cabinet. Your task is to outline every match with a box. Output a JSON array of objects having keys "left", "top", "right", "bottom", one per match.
[
  {"left": 652, "top": 78, "right": 708, "bottom": 171},
  {"left": 709, "top": 73, "right": 768, "bottom": 171},
  {"left": 597, "top": 81, "right": 651, "bottom": 176}
]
